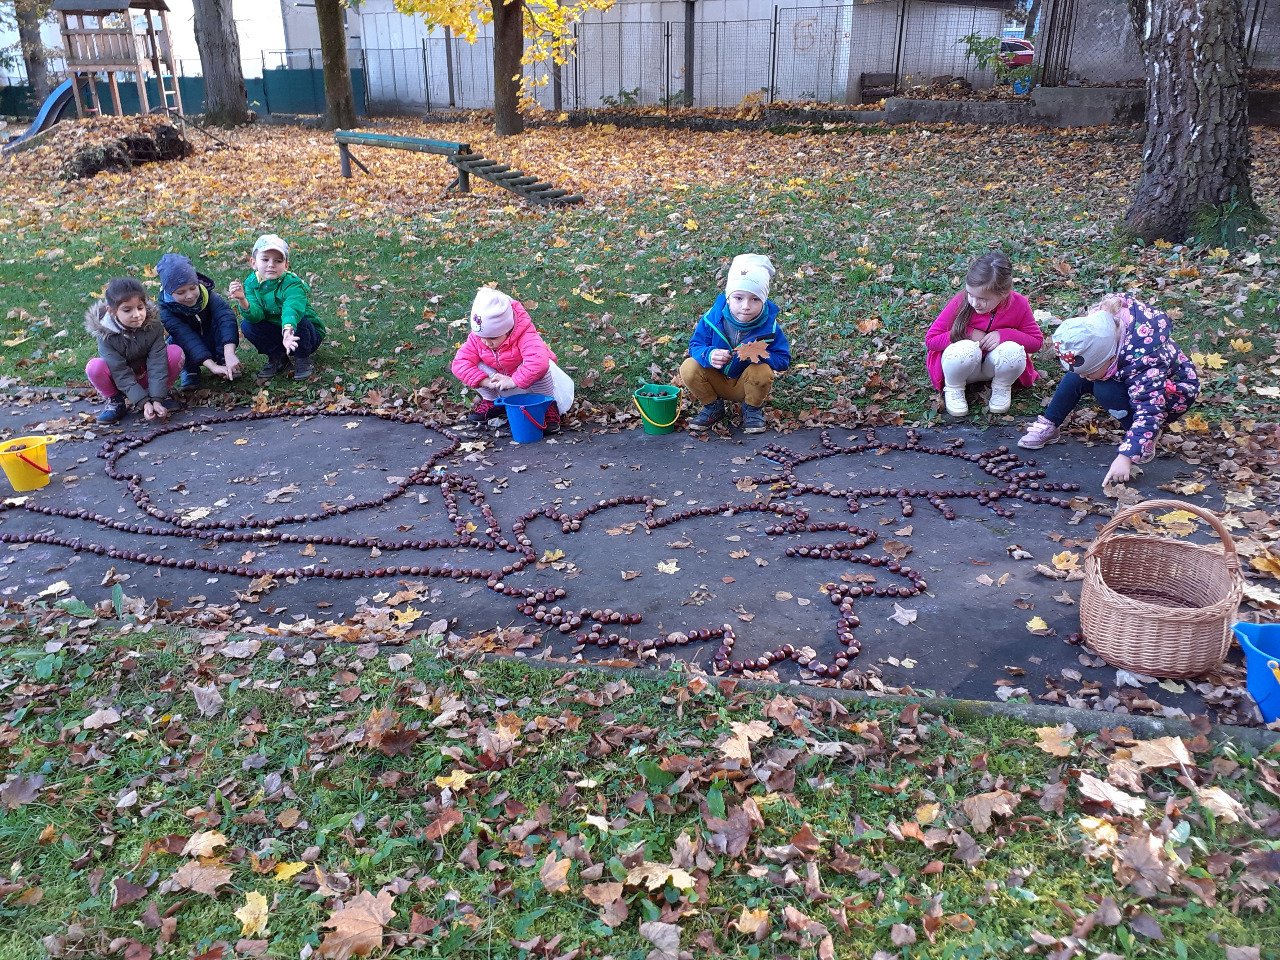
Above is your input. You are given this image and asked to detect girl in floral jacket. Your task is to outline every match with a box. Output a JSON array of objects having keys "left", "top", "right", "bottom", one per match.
[{"left": 1018, "top": 294, "right": 1200, "bottom": 486}]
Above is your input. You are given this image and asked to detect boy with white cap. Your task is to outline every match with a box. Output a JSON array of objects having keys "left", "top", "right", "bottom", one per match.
[
  {"left": 680, "top": 253, "right": 791, "bottom": 434},
  {"left": 1018, "top": 295, "right": 1199, "bottom": 486},
  {"left": 451, "top": 286, "right": 573, "bottom": 432},
  {"left": 228, "top": 234, "right": 326, "bottom": 382}
]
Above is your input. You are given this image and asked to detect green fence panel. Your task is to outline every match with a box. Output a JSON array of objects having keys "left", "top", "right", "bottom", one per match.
[{"left": 0, "top": 84, "right": 38, "bottom": 118}]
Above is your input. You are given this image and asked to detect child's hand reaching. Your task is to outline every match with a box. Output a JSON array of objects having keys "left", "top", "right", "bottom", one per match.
[
  {"left": 224, "top": 347, "right": 242, "bottom": 380},
  {"left": 281, "top": 326, "right": 300, "bottom": 355},
  {"left": 1102, "top": 453, "right": 1133, "bottom": 486},
  {"left": 485, "top": 374, "right": 516, "bottom": 393},
  {"left": 143, "top": 399, "right": 169, "bottom": 421},
  {"left": 228, "top": 280, "right": 248, "bottom": 309},
  {"left": 709, "top": 348, "right": 732, "bottom": 369}
]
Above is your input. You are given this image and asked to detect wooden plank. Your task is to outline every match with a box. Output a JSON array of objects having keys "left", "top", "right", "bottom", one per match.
[{"left": 334, "top": 130, "right": 467, "bottom": 155}]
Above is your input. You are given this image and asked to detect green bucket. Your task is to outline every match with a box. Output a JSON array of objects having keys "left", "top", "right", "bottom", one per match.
[{"left": 633, "top": 384, "right": 682, "bottom": 435}]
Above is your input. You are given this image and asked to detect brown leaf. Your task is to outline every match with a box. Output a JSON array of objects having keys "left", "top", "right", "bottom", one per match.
[
  {"left": 1038, "top": 780, "right": 1067, "bottom": 815},
  {"left": 883, "top": 540, "right": 913, "bottom": 560},
  {"left": 1078, "top": 772, "right": 1146, "bottom": 816},
  {"left": 0, "top": 773, "right": 44, "bottom": 810},
  {"left": 1126, "top": 736, "right": 1192, "bottom": 771},
  {"left": 318, "top": 890, "right": 396, "bottom": 958},
  {"left": 1033, "top": 724, "right": 1076, "bottom": 757},
  {"left": 734, "top": 340, "right": 770, "bottom": 363},
  {"left": 582, "top": 882, "right": 623, "bottom": 906},
  {"left": 110, "top": 877, "right": 149, "bottom": 910},
  {"left": 639, "top": 920, "right": 681, "bottom": 960},
  {"left": 171, "top": 862, "right": 233, "bottom": 897},
  {"left": 424, "top": 808, "right": 463, "bottom": 841},
  {"left": 539, "top": 854, "right": 571, "bottom": 894},
  {"left": 362, "top": 707, "right": 396, "bottom": 749},
  {"left": 790, "top": 824, "right": 822, "bottom": 858},
  {"left": 891, "top": 923, "right": 917, "bottom": 946},
  {"left": 960, "top": 789, "right": 1019, "bottom": 834}
]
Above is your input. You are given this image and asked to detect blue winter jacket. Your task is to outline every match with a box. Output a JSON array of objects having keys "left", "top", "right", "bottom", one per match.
[
  {"left": 687, "top": 295, "right": 791, "bottom": 380},
  {"left": 157, "top": 272, "right": 239, "bottom": 367}
]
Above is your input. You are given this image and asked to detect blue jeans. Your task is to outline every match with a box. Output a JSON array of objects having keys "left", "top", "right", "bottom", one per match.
[
  {"left": 240, "top": 318, "right": 324, "bottom": 361},
  {"left": 1044, "top": 372, "right": 1132, "bottom": 430}
]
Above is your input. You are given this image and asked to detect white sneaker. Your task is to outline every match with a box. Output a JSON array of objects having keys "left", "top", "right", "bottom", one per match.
[
  {"left": 988, "top": 383, "right": 1012, "bottom": 414},
  {"left": 943, "top": 386, "right": 968, "bottom": 417}
]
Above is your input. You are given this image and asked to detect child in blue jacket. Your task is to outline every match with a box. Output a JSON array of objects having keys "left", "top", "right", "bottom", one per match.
[
  {"left": 680, "top": 254, "right": 791, "bottom": 434},
  {"left": 156, "top": 253, "right": 242, "bottom": 388}
]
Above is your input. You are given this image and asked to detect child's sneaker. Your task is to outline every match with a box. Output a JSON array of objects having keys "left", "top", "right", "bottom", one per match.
[
  {"left": 688, "top": 400, "right": 726, "bottom": 431},
  {"left": 256, "top": 355, "right": 289, "bottom": 382},
  {"left": 943, "top": 386, "right": 968, "bottom": 417},
  {"left": 742, "top": 404, "right": 766, "bottom": 434},
  {"left": 987, "top": 383, "right": 1012, "bottom": 414},
  {"left": 180, "top": 370, "right": 200, "bottom": 390},
  {"left": 468, "top": 399, "right": 502, "bottom": 423},
  {"left": 1018, "top": 416, "right": 1062, "bottom": 449},
  {"left": 96, "top": 394, "right": 127, "bottom": 424},
  {"left": 293, "top": 355, "right": 314, "bottom": 381},
  {"left": 543, "top": 404, "right": 561, "bottom": 435}
]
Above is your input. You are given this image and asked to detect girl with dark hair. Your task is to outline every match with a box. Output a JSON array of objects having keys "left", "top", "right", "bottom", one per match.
[{"left": 84, "top": 277, "right": 183, "bottom": 424}]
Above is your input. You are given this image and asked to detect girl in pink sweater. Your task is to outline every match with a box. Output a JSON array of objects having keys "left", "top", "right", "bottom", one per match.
[
  {"left": 924, "top": 251, "right": 1043, "bottom": 416},
  {"left": 451, "top": 287, "right": 573, "bottom": 432}
]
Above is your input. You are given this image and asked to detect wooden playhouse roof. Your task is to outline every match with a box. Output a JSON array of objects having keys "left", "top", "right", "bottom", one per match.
[{"left": 52, "top": 0, "right": 171, "bottom": 12}]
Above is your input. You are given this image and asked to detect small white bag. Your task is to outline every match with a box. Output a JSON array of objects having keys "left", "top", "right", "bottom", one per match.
[{"left": 547, "top": 361, "right": 575, "bottom": 414}]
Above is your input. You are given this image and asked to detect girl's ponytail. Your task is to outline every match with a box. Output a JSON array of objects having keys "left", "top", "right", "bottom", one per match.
[
  {"left": 949, "top": 251, "right": 1014, "bottom": 343},
  {"left": 104, "top": 277, "right": 147, "bottom": 310}
]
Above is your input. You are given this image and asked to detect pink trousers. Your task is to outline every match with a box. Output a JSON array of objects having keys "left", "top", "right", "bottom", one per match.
[{"left": 86, "top": 346, "right": 184, "bottom": 400}]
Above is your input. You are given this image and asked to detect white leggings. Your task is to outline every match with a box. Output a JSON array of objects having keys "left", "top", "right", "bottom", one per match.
[{"left": 940, "top": 340, "right": 1027, "bottom": 389}]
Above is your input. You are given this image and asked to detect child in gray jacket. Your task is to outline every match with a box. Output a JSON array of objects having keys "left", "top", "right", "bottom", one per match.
[{"left": 84, "top": 278, "right": 183, "bottom": 424}]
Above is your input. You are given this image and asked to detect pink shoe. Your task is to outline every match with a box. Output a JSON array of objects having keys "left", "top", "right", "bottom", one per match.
[{"left": 1018, "top": 416, "right": 1062, "bottom": 450}]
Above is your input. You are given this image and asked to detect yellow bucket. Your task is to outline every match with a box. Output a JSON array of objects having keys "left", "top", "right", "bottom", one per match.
[{"left": 0, "top": 435, "right": 58, "bottom": 492}]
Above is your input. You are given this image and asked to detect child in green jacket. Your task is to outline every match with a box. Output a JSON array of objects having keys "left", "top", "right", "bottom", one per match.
[{"left": 228, "top": 234, "right": 326, "bottom": 382}]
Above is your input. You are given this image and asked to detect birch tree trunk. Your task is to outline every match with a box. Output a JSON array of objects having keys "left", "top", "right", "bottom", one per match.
[
  {"left": 1123, "top": 0, "right": 1253, "bottom": 242},
  {"left": 315, "top": 0, "right": 357, "bottom": 130},
  {"left": 15, "top": 0, "right": 52, "bottom": 105},
  {"left": 192, "top": 0, "right": 250, "bottom": 127}
]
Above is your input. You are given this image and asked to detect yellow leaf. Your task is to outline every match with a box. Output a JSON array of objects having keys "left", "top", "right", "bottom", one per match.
[
  {"left": 732, "top": 905, "right": 770, "bottom": 935},
  {"left": 625, "top": 860, "right": 697, "bottom": 891},
  {"left": 1203, "top": 353, "right": 1227, "bottom": 370},
  {"left": 1230, "top": 338, "right": 1253, "bottom": 353},
  {"left": 1026, "top": 616, "right": 1049, "bottom": 633},
  {"left": 656, "top": 559, "right": 680, "bottom": 574},
  {"left": 434, "top": 769, "right": 473, "bottom": 791},
  {"left": 37, "top": 580, "right": 70, "bottom": 597},
  {"left": 1180, "top": 413, "right": 1209, "bottom": 434},
  {"left": 1153, "top": 239, "right": 1172, "bottom": 250},
  {"left": 1033, "top": 725, "right": 1076, "bottom": 757},
  {"left": 234, "top": 438, "right": 248, "bottom": 445},
  {"left": 684, "top": 218, "right": 698, "bottom": 231},
  {"left": 1078, "top": 816, "right": 1118, "bottom": 846},
  {"left": 273, "top": 862, "right": 307, "bottom": 882},
  {"left": 365, "top": 372, "right": 381, "bottom": 380},
  {"left": 541, "top": 548, "right": 564, "bottom": 562},
  {"left": 1051, "top": 551, "right": 1079, "bottom": 571},
  {"left": 914, "top": 802, "right": 941, "bottom": 825},
  {"left": 392, "top": 605, "right": 423, "bottom": 627},
  {"left": 1157, "top": 510, "right": 1198, "bottom": 527},
  {"left": 234, "top": 891, "right": 269, "bottom": 937}
]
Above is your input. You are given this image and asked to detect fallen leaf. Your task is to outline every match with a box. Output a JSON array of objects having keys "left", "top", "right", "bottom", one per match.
[
  {"left": 318, "top": 890, "right": 396, "bottom": 958},
  {"left": 83, "top": 707, "right": 121, "bottom": 729},
  {"left": 1026, "top": 616, "right": 1050, "bottom": 633},
  {"left": 961, "top": 789, "right": 1019, "bottom": 833},
  {"left": 622, "top": 570, "right": 641, "bottom": 580},
  {"left": 583, "top": 881, "right": 623, "bottom": 906},
  {"left": 640, "top": 920, "right": 681, "bottom": 960},
  {"left": 1127, "top": 737, "right": 1192, "bottom": 771},
  {"left": 172, "top": 862, "right": 233, "bottom": 897},
  {"left": 735, "top": 340, "right": 771, "bottom": 363},
  {"left": 181, "top": 831, "right": 228, "bottom": 858},
  {"left": 235, "top": 891, "right": 269, "bottom": 937},
  {"left": 888, "top": 604, "right": 917, "bottom": 625},
  {"left": 540, "top": 854, "right": 572, "bottom": 894},
  {"left": 1033, "top": 724, "right": 1076, "bottom": 757},
  {"left": 656, "top": 560, "right": 680, "bottom": 574},
  {"left": 626, "top": 861, "right": 697, "bottom": 891}
]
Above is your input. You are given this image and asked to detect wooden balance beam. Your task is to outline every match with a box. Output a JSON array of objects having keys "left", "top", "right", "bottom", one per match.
[{"left": 334, "top": 130, "right": 582, "bottom": 207}]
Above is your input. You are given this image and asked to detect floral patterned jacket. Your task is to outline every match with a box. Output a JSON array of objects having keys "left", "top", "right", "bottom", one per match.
[{"left": 1105, "top": 295, "right": 1200, "bottom": 460}]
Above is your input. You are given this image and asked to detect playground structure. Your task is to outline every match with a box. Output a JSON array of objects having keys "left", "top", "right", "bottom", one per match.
[{"left": 52, "top": 0, "right": 183, "bottom": 120}]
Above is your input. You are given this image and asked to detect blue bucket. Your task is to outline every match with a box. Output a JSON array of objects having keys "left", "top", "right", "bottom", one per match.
[
  {"left": 1233, "top": 622, "right": 1280, "bottom": 722},
  {"left": 496, "top": 393, "right": 554, "bottom": 444}
]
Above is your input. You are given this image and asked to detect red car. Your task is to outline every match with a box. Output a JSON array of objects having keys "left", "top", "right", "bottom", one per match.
[{"left": 999, "top": 38, "right": 1035, "bottom": 67}]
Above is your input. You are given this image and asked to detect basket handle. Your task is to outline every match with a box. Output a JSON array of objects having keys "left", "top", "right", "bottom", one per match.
[
  {"left": 632, "top": 393, "right": 683, "bottom": 429},
  {"left": 522, "top": 406, "right": 548, "bottom": 431},
  {"left": 1085, "top": 498, "right": 1240, "bottom": 574},
  {"left": 15, "top": 453, "right": 51, "bottom": 475}
]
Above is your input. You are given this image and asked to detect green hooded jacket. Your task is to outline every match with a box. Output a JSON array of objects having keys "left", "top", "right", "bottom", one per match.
[{"left": 237, "top": 271, "right": 325, "bottom": 336}]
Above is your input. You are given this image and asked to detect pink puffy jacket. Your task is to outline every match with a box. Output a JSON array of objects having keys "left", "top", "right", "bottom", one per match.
[{"left": 451, "top": 301, "right": 557, "bottom": 389}]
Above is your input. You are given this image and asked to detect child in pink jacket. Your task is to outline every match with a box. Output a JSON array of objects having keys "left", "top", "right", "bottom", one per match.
[
  {"left": 451, "top": 287, "right": 572, "bottom": 432},
  {"left": 924, "top": 251, "right": 1043, "bottom": 417}
]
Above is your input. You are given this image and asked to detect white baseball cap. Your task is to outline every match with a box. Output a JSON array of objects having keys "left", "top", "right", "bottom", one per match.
[{"left": 252, "top": 234, "right": 290, "bottom": 259}]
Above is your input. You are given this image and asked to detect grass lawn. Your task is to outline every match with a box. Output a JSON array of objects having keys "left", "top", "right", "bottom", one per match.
[
  {"left": 1, "top": 616, "right": 1278, "bottom": 959},
  {"left": 0, "top": 119, "right": 1277, "bottom": 430}
]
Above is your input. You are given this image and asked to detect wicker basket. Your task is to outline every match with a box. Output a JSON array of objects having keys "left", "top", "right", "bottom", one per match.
[{"left": 1080, "top": 498, "right": 1243, "bottom": 679}]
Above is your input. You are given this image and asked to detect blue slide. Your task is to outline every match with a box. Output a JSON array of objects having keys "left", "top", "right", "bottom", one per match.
[{"left": 2, "top": 78, "right": 78, "bottom": 154}]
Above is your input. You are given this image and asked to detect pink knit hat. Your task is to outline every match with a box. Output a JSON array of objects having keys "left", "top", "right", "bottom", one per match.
[{"left": 470, "top": 287, "right": 515, "bottom": 337}]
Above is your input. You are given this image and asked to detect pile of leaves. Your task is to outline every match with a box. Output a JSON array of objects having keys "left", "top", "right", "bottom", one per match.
[
  {"left": 899, "top": 76, "right": 1033, "bottom": 101},
  {"left": 4, "top": 115, "right": 193, "bottom": 181},
  {"left": 0, "top": 625, "right": 1278, "bottom": 957}
]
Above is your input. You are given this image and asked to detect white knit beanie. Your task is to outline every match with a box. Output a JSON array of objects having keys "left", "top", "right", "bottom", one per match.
[
  {"left": 725, "top": 254, "right": 775, "bottom": 301},
  {"left": 470, "top": 287, "right": 515, "bottom": 337},
  {"left": 1053, "top": 309, "right": 1120, "bottom": 376}
]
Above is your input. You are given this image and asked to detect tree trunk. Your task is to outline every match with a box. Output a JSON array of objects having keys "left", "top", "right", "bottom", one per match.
[
  {"left": 1024, "top": 0, "right": 1042, "bottom": 43},
  {"left": 1123, "top": 0, "right": 1252, "bottom": 242},
  {"left": 315, "top": 0, "right": 357, "bottom": 130},
  {"left": 15, "top": 0, "right": 52, "bottom": 105},
  {"left": 191, "top": 0, "right": 250, "bottom": 127},
  {"left": 491, "top": 0, "right": 524, "bottom": 136}
]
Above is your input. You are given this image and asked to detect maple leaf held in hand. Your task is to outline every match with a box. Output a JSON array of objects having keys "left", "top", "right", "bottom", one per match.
[{"left": 735, "top": 339, "right": 771, "bottom": 363}]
